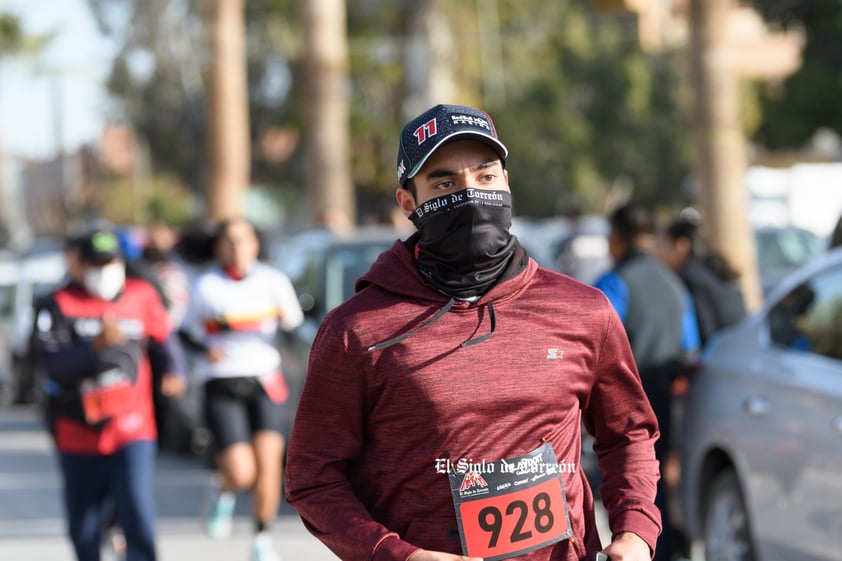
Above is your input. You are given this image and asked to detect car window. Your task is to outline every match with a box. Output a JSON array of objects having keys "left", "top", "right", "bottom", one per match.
[
  {"left": 324, "top": 244, "right": 391, "bottom": 313},
  {"left": 756, "top": 228, "right": 822, "bottom": 272},
  {"left": 293, "top": 251, "right": 324, "bottom": 315},
  {"left": 768, "top": 264, "right": 842, "bottom": 360}
]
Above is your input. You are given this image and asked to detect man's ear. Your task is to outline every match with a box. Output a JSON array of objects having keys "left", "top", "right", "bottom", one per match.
[{"left": 395, "top": 187, "right": 417, "bottom": 218}]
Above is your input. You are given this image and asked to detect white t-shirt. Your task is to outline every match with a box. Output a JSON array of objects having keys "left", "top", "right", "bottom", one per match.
[{"left": 181, "top": 262, "right": 304, "bottom": 380}]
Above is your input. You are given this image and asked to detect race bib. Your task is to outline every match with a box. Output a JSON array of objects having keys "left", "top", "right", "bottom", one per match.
[
  {"left": 80, "top": 376, "right": 135, "bottom": 425},
  {"left": 448, "top": 443, "right": 573, "bottom": 561}
]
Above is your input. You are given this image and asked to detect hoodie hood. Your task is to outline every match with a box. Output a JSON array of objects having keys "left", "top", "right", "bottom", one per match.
[
  {"left": 354, "top": 233, "right": 533, "bottom": 351},
  {"left": 356, "top": 233, "right": 532, "bottom": 304}
]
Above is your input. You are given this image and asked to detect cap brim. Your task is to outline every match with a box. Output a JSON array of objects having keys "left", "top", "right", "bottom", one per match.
[{"left": 406, "top": 132, "right": 508, "bottom": 181}]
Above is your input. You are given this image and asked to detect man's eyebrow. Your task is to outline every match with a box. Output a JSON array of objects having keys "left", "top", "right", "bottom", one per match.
[{"left": 423, "top": 159, "right": 501, "bottom": 180}]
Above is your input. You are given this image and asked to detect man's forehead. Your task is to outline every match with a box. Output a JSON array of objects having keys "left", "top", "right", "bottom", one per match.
[
  {"left": 422, "top": 158, "right": 502, "bottom": 179},
  {"left": 418, "top": 141, "right": 503, "bottom": 174}
]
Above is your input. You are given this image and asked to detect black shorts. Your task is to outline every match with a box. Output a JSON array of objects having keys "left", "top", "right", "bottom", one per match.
[{"left": 203, "top": 377, "right": 286, "bottom": 451}]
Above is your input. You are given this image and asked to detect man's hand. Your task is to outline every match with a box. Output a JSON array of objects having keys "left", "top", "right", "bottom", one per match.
[
  {"left": 92, "top": 317, "right": 125, "bottom": 350},
  {"left": 601, "top": 531, "right": 651, "bottom": 561},
  {"left": 407, "top": 550, "right": 483, "bottom": 561},
  {"left": 160, "top": 373, "right": 187, "bottom": 397}
]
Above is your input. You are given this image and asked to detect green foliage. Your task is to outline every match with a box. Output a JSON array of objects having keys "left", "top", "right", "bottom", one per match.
[
  {"left": 341, "top": 0, "right": 695, "bottom": 216},
  {"left": 750, "top": 0, "right": 842, "bottom": 149},
  {"left": 0, "top": 12, "right": 52, "bottom": 56},
  {"left": 88, "top": 0, "right": 300, "bottom": 193},
  {"left": 92, "top": 0, "right": 695, "bottom": 221},
  {"left": 0, "top": 13, "right": 22, "bottom": 53},
  {"left": 489, "top": 1, "right": 693, "bottom": 215},
  {"left": 97, "top": 174, "right": 195, "bottom": 227}
]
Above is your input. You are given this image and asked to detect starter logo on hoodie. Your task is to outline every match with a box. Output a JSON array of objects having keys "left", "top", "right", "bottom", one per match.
[{"left": 546, "top": 348, "right": 566, "bottom": 359}]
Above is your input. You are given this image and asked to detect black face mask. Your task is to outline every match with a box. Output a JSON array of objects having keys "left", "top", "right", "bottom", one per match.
[{"left": 410, "top": 188, "right": 516, "bottom": 298}]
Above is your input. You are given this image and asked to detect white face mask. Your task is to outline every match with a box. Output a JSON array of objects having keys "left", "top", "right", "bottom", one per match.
[{"left": 84, "top": 263, "right": 126, "bottom": 301}]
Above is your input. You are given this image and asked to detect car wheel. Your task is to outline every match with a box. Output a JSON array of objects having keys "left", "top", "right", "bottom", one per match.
[{"left": 703, "top": 470, "right": 755, "bottom": 561}]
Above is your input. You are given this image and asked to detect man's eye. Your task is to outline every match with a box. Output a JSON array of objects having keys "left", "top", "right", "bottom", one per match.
[{"left": 434, "top": 180, "right": 454, "bottom": 190}]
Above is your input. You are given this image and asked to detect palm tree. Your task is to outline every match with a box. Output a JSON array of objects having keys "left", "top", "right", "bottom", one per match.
[
  {"left": 298, "top": 0, "right": 355, "bottom": 229},
  {"left": 205, "top": 0, "right": 251, "bottom": 220}
]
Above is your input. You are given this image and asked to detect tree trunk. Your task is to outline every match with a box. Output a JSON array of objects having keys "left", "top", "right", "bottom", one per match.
[
  {"left": 401, "top": 0, "right": 456, "bottom": 121},
  {"left": 206, "top": 0, "right": 250, "bottom": 221},
  {"left": 299, "top": 0, "right": 355, "bottom": 230},
  {"left": 689, "top": 0, "right": 763, "bottom": 310}
]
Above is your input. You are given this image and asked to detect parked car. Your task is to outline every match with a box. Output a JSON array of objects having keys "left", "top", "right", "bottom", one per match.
[
  {"left": 754, "top": 225, "right": 825, "bottom": 296},
  {"left": 679, "top": 246, "right": 842, "bottom": 561},
  {"left": 8, "top": 250, "right": 67, "bottom": 404},
  {"left": 551, "top": 215, "right": 611, "bottom": 285},
  {"left": 510, "top": 217, "right": 568, "bottom": 269},
  {"left": 274, "top": 226, "right": 405, "bottom": 333},
  {"left": 510, "top": 215, "right": 612, "bottom": 285},
  {"left": 272, "top": 226, "right": 404, "bottom": 431},
  {"left": 0, "top": 252, "right": 19, "bottom": 405}
]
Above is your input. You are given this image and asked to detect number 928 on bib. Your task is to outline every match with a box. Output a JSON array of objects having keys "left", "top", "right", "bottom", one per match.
[{"left": 448, "top": 443, "right": 573, "bottom": 560}]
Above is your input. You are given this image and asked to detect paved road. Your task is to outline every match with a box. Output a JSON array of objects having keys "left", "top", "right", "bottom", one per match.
[
  {"left": 0, "top": 405, "right": 339, "bottom": 561},
  {"left": 0, "top": 405, "right": 612, "bottom": 560}
]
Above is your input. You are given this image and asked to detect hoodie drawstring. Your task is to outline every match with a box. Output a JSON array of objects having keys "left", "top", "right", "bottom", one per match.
[
  {"left": 460, "top": 301, "right": 496, "bottom": 348},
  {"left": 367, "top": 298, "right": 497, "bottom": 352},
  {"left": 368, "top": 297, "right": 456, "bottom": 352}
]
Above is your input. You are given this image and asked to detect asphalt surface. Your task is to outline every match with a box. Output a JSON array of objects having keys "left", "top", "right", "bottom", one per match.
[
  {"left": 0, "top": 405, "right": 612, "bottom": 561},
  {"left": 0, "top": 405, "right": 338, "bottom": 561}
]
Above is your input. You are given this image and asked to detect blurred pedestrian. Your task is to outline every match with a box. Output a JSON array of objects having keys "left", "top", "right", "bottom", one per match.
[
  {"left": 655, "top": 217, "right": 747, "bottom": 347},
  {"left": 31, "top": 228, "right": 187, "bottom": 561},
  {"left": 138, "top": 220, "right": 191, "bottom": 328},
  {"left": 134, "top": 220, "right": 196, "bottom": 455},
  {"left": 594, "top": 202, "right": 699, "bottom": 561},
  {"left": 285, "top": 104, "right": 661, "bottom": 561},
  {"left": 116, "top": 224, "right": 189, "bottom": 327},
  {"left": 180, "top": 218, "right": 303, "bottom": 561}
]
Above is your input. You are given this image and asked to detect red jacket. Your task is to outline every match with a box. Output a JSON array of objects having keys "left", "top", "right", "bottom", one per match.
[
  {"left": 285, "top": 239, "right": 660, "bottom": 561},
  {"left": 34, "top": 279, "right": 173, "bottom": 454}
]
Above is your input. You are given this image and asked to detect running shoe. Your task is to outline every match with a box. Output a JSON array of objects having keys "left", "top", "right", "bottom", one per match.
[
  {"left": 203, "top": 488, "right": 236, "bottom": 540},
  {"left": 103, "top": 526, "right": 127, "bottom": 561},
  {"left": 251, "top": 532, "right": 281, "bottom": 561}
]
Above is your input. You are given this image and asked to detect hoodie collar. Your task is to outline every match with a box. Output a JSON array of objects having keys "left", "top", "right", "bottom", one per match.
[
  {"left": 357, "top": 236, "right": 535, "bottom": 351},
  {"left": 356, "top": 234, "right": 533, "bottom": 305}
]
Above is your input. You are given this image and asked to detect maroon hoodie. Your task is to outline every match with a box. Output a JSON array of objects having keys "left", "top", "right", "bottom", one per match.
[{"left": 285, "top": 239, "right": 660, "bottom": 561}]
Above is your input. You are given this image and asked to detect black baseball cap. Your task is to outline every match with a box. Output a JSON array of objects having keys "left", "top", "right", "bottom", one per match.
[
  {"left": 78, "top": 229, "right": 123, "bottom": 264},
  {"left": 396, "top": 104, "right": 508, "bottom": 187}
]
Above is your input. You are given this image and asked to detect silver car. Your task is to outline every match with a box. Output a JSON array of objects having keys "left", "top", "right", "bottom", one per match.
[{"left": 679, "top": 247, "right": 842, "bottom": 561}]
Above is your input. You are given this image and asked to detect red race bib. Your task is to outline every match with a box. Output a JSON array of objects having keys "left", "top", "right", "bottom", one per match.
[
  {"left": 448, "top": 443, "right": 573, "bottom": 561},
  {"left": 80, "top": 378, "right": 135, "bottom": 425}
]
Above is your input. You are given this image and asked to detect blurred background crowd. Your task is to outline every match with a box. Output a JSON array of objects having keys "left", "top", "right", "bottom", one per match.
[{"left": 1, "top": 1, "right": 842, "bottom": 561}]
